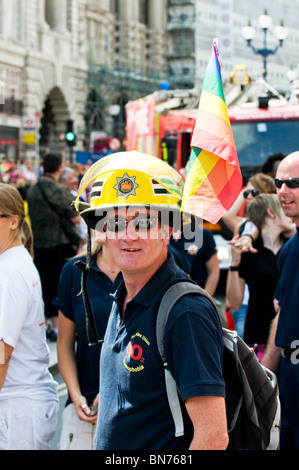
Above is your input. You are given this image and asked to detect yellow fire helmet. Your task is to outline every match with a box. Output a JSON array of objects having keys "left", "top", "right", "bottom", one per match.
[{"left": 75, "top": 151, "right": 185, "bottom": 229}]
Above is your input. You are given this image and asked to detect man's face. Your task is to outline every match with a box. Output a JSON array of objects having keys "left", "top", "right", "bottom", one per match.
[
  {"left": 63, "top": 173, "right": 78, "bottom": 190},
  {"left": 103, "top": 207, "right": 172, "bottom": 278},
  {"left": 276, "top": 156, "right": 299, "bottom": 226}
]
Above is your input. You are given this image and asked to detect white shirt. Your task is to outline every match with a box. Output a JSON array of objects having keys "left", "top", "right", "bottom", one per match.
[{"left": 0, "top": 246, "right": 58, "bottom": 401}]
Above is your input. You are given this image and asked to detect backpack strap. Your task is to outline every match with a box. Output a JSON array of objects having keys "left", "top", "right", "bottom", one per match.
[{"left": 156, "top": 281, "right": 219, "bottom": 437}]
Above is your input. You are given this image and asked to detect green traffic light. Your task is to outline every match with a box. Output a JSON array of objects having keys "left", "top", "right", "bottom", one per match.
[{"left": 66, "top": 131, "right": 75, "bottom": 142}]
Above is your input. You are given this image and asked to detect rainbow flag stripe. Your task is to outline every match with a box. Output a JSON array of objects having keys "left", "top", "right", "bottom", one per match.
[{"left": 182, "top": 40, "right": 242, "bottom": 224}]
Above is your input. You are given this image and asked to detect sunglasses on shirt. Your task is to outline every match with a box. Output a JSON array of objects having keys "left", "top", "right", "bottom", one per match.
[
  {"left": 102, "top": 216, "right": 160, "bottom": 233},
  {"left": 274, "top": 178, "right": 299, "bottom": 189},
  {"left": 243, "top": 189, "right": 259, "bottom": 199}
]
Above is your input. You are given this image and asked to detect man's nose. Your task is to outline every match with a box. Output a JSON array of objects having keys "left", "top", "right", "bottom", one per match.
[
  {"left": 125, "top": 220, "right": 139, "bottom": 240},
  {"left": 279, "top": 182, "right": 290, "bottom": 193}
]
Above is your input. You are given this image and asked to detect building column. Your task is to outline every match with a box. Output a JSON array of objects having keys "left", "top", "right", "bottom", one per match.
[
  {"left": 149, "top": 0, "right": 165, "bottom": 30},
  {"left": 119, "top": 0, "right": 129, "bottom": 22},
  {"left": 37, "top": 0, "right": 49, "bottom": 29},
  {"left": 52, "top": 0, "right": 67, "bottom": 33}
]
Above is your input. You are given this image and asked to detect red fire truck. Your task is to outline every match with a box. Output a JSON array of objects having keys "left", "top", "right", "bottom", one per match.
[
  {"left": 126, "top": 94, "right": 299, "bottom": 180},
  {"left": 125, "top": 94, "right": 299, "bottom": 269}
]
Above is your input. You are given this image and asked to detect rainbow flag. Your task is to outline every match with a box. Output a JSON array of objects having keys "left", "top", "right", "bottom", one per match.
[
  {"left": 182, "top": 39, "right": 242, "bottom": 224},
  {"left": 0, "top": 162, "right": 13, "bottom": 174}
]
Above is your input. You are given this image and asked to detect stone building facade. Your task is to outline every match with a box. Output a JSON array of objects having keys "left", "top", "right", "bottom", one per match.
[
  {"left": 0, "top": 0, "right": 167, "bottom": 161},
  {"left": 167, "top": 0, "right": 299, "bottom": 93},
  {"left": 1, "top": 0, "right": 298, "bottom": 163}
]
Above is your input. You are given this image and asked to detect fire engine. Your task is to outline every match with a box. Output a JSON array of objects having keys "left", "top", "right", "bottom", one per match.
[
  {"left": 125, "top": 92, "right": 299, "bottom": 269},
  {"left": 126, "top": 92, "right": 299, "bottom": 177}
]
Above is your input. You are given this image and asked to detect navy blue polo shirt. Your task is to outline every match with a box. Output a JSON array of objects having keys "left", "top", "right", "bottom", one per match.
[
  {"left": 53, "top": 255, "right": 122, "bottom": 406},
  {"left": 275, "top": 229, "right": 299, "bottom": 348},
  {"left": 95, "top": 254, "right": 225, "bottom": 450}
]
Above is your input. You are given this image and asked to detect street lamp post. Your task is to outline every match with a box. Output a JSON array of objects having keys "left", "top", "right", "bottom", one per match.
[{"left": 242, "top": 10, "right": 288, "bottom": 80}]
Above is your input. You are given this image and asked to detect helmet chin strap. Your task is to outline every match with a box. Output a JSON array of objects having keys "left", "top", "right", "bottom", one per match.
[{"left": 75, "top": 225, "right": 102, "bottom": 347}]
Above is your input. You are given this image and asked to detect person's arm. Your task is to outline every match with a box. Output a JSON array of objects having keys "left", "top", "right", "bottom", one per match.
[
  {"left": 204, "top": 253, "right": 220, "bottom": 297},
  {"left": 226, "top": 270, "right": 245, "bottom": 311},
  {"left": 222, "top": 190, "right": 246, "bottom": 232},
  {"left": 0, "top": 341, "right": 14, "bottom": 391},
  {"left": 225, "top": 245, "right": 245, "bottom": 311},
  {"left": 185, "top": 396, "right": 228, "bottom": 450},
  {"left": 261, "top": 310, "right": 282, "bottom": 372},
  {"left": 57, "top": 311, "right": 97, "bottom": 423}
]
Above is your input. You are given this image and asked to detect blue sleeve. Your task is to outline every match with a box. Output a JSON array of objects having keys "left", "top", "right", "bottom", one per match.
[
  {"left": 164, "top": 295, "right": 225, "bottom": 401},
  {"left": 274, "top": 241, "right": 288, "bottom": 302},
  {"left": 200, "top": 229, "right": 217, "bottom": 262},
  {"left": 52, "top": 259, "right": 78, "bottom": 321},
  {"left": 274, "top": 277, "right": 281, "bottom": 303}
]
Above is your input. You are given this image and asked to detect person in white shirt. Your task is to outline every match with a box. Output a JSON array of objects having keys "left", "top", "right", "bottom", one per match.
[{"left": 0, "top": 183, "right": 58, "bottom": 450}]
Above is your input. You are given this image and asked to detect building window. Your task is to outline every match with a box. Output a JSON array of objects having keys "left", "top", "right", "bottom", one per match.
[
  {"left": 13, "top": 0, "right": 22, "bottom": 41},
  {"left": 67, "top": 0, "right": 72, "bottom": 32},
  {"left": 45, "top": 0, "right": 54, "bottom": 29},
  {"left": 110, "top": 0, "right": 120, "bottom": 17},
  {"left": 139, "top": 0, "right": 149, "bottom": 26}
]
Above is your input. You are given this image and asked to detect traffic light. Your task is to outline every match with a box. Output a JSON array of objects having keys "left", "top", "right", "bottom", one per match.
[{"left": 65, "top": 119, "right": 76, "bottom": 146}]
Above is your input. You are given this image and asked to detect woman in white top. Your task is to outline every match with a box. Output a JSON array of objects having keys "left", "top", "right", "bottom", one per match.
[{"left": 0, "top": 183, "right": 58, "bottom": 450}]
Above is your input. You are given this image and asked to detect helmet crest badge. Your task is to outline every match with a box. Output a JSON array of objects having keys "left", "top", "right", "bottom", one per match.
[{"left": 113, "top": 173, "right": 139, "bottom": 200}]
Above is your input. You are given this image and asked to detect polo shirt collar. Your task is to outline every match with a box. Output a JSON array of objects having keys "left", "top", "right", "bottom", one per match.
[
  {"left": 75, "top": 254, "right": 100, "bottom": 273},
  {"left": 113, "top": 253, "right": 178, "bottom": 308}
]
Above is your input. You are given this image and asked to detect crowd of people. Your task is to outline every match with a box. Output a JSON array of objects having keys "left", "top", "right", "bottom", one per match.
[{"left": 0, "top": 148, "right": 299, "bottom": 450}]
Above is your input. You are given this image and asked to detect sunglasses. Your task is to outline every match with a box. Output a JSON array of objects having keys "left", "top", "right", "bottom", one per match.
[
  {"left": 102, "top": 216, "right": 160, "bottom": 233},
  {"left": 243, "top": 189, "right": 259, "bottom": 199},
  {"left": 274, "top": 178, "right": 299, "bottom": 189}
]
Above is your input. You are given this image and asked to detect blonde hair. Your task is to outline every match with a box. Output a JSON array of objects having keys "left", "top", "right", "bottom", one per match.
[
  {"left": 75, "top": 241, "right": 102, "bottom": 259},
  {"left": 248, "top": 193, "right": 282, "bottom": 229},
  {"left": 248, "top": 173, "right": 276, "bottom": 194},
  {"left": 0, "top": 183, "right": 34, "bottom": 257}
]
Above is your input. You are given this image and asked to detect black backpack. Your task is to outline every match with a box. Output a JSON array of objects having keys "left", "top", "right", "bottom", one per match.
[{"left": 156, "top": 281, "right": 281, "bottom": 450}]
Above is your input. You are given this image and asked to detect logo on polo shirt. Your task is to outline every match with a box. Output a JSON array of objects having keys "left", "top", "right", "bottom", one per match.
[
  {"left": 187, "top": 244, "right": 199, "bottom": 255},
  {"left": 123, "top": 332, "right": 150, "bottom": 372}
]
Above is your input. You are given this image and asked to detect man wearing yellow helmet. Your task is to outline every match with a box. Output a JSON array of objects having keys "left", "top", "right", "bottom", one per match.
[{"left": 75, "top": 151, "right": 228, "bottom": 450}]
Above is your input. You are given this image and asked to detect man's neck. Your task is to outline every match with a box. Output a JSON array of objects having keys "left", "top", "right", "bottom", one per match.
[
  {"left": 43, "top": 170, "right": 60, "bottom": 182},
  {"left": 122, "top": 271, "right": 152, "bottom": 311},
  {"left": 43, "top": 173, "right": 59, "bottom": 181},
  {"left": 121, "top": 253, "right": 168, "bottom": 316}
]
